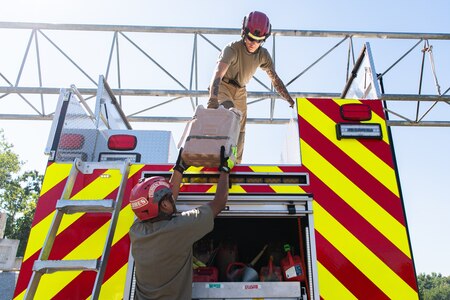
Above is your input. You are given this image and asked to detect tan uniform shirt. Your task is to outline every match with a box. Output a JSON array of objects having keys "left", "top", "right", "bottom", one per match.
[
  {"left": 129, "top": 205, "right": 214, "bottom": 300},
  {"left": 218, "top": 39, "right": 274, "bottom": 87}
]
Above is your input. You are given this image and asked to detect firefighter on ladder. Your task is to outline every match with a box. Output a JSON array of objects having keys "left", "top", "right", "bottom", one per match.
[
  {"left": 207, "top": 11, "right": 295, "bottom": 163},
  {"left": 128, "top": 146, "right": 234, "bottom": 300}
]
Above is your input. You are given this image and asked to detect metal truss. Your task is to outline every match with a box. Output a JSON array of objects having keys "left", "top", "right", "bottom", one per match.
[{"left": 0, "top": 22, "right": 449, "bottom": 126}]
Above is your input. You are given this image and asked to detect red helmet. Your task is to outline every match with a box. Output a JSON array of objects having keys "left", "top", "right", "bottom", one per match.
[
  {"left": 129, "top": 176, "right": 172, "bottom": 221},
  {"left": 242, "top": 11, "right": 272, "bottom": 41}
]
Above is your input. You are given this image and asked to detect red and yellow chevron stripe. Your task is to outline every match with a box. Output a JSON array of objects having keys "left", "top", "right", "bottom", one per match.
[
  {"left": 15, "top": 163, "right": 309, "bottom": 298},
  {"left": 298, "top": 98, "right": 418, "bottom": 299},
  {"left": 14, "top": 97, "right": 418, "bottom": 299},
  {"left": 14, "top": 163, "right": 148, "bottom": 299}
]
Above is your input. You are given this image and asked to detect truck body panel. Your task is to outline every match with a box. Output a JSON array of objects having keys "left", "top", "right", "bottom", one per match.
[{"left": 14, "top": 74, "right": 418, "bottom": 299}]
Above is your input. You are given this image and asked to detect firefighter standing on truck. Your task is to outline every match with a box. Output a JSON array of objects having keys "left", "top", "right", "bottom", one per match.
[
  {"left": 128, "top": 147, "right": 234, "bottom": 300},
  {"left": 207, "top": 11, "right": 295, "bottom": 163}
]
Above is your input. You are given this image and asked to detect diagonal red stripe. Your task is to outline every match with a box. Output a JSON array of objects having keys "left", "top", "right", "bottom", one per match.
[
  {"left": 278, "top": 165, "right": 307, "bottom": 173},
  {"left": 308, "top": 98, "right": 394, "bottom": 169},
  {"left": 71, "top": 169, "right": 109, "bottom": 197},
  {"left": 14, "top": 206, "right": 115, "bottom": 297},
  {"left": 15, "top": 170, "right": 142, "bottom": 298},
  {"left": 48, "top": 214, "right": 110, "bottom": 260},
  {"left": 305, "top": 172, "right": 417, "bottom": 290},
  {"left": 299, "top": 114, "right": 406, "bottom": 225},
  {"left": 233, "top": 165, "right": 254, "bottom": 172},
  {"left": 316, "top": 231, "right": 391, "bottom": 300},
  {"left": 180, "top": 184, "right": 214, "bottom": 193},
  {"left": 32, "top": 169, "right": 121, "bottom": 227},
  {"left": 52, "top": 235, "right": 131, "bottom": 300},
  {"left": 241, "top": 184, "right": 275, "bottom": 194},
  {"left": 362, "top": 99, "right": 386, "bottom": 120},
  {"left": 47, "top": 171, "right": 141, "bottom": 260},
  {"left": 31, "top": 180, "right": 66, "bottom": 227},
  {"left": 14, "top": 251, "right": 39, "bottom": 297}
]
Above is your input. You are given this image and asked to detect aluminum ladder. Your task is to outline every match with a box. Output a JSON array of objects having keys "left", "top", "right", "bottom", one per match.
[{"left": 24, "top": 158, "right": 131, "bottom": 300}]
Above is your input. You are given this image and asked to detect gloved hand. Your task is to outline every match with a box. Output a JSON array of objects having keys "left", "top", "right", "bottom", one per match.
[
  {"left": 207, "top": 97, "right": 219, "bottom": 109},
  {"left": 218, "top": 145, "right": 237, "bottom": 173},
  {"left": 173, "top": 147, "right": 189, "bottom": 173}
]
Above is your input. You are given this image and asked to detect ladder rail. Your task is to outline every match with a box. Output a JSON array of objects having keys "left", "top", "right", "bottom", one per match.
[
  {"left": 91, "top": 161, "right": 131, "bottom": 299},
  {"left": 24, "top": 159, "right": 131, "bottom": 300},
  {"left": 24, "top": 158, "right": 82, "bottom": 300},
  {"left": 61, "top": 158, "right": 82, "bottom": 200},
  {"left": 33, "top": 159, "right": 82, "bottom": 261}
]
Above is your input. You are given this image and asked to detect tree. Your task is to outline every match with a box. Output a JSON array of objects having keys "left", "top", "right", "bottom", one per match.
[
  {"left": 0, "top": 129, "right": 21, "bottom": 188},
  {"left": 0, "top": 129, "right": 43, "bottom": 256},
  {"left": 418, "top": 272, "right": 450, "bottom": 300}
]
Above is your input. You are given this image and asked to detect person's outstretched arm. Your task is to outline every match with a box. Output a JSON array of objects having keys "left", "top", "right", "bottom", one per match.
[
  {"left": 171, "top": 147, "right": 189, "bottom": 201},
  {"left": 208, "top": 171, "right": 229, "bottom": 217},
  {"left": 208, "top": 146, "right": 234, "bottom": 216},
  {"left": 169, "top": 169, "right": 183, "bottom": 202},
  {"left": 207, "top": 61, "right": 229, "bottom": 108},
  {"left": 266, "top": 68, "right": 295, "bottom": 108}
]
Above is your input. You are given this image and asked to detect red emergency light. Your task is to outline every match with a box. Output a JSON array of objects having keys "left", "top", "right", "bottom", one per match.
[
  {"left": 108, "top": 134, "right": 137, "bottom": 151},
  {"left": 59, "top": 134, "right": 85, "bottom": 150},
  {"left": 340, "top": 103, "right": 372, "bottom": 121}
]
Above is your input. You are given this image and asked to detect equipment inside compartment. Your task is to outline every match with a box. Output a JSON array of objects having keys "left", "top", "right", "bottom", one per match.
[{"left": 193, "top": 216, "right": 308, "bottom": 283}]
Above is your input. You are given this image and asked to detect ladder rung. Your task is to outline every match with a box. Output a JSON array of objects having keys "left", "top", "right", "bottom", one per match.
[
  {"left": 33, "top": 259, "right": 100, "bottom": 273},
  {"left": 56, "top": 200, "right": 115, "bottom": 214},
  {"left": 76, "top": 160, "right": 130, "bottom": 174}
]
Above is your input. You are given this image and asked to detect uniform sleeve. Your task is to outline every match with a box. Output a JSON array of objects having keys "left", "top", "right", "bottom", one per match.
[
  {"left": 259, "top": 48, "right": 274, "bottom": 71},
  {"left": 218, "top": 45, "right": 236, "bottom": 66},
  {"left": 173, "top": 205, "right": 214, "bottom": 242}
]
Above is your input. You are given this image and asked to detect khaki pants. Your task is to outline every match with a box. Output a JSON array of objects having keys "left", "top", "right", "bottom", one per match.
[{"left": 217, "top": 81, "right": 247, "bottom": 164}]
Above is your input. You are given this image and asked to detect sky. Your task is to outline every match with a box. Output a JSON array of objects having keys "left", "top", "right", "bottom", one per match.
[{"left": 1, "top": 0, "right": 450, "bottom": 276}]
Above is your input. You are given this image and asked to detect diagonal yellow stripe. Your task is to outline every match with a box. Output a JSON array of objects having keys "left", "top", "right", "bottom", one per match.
[
  {"left": 332, "top": 99, "right": 390, "bottom": 144},
  {"left": 315, "top": 202, "right": 418, "bottom": 299},
  {"left": 24, "top": 164, "right": 73, "bottom": 260},
  {"left": 301, "top": 141, "right": 411, "bottom": 257},
  {"left": 300, "top": 98, "right": 399, "bottom": 196},
  {"left": 23, "top": 213, "right": 53, "bottom": 261},
  {"left": 23, "top": 164, "right": 73, "bottom": 261},
  {"left": 94, "top": 264, "right": 129, "bottom": 300},
  {"left": 33, "top": 205, "right": 135, "bottom": 299},
  {"left": 23, "top": 164, "right": 142, "bottom": 261},
  {"left": 56, "top": 168, "right": 126, "bottom": 234},
  {"left": 317, "top": 261, "right": 358, "bottom": 300},
  {"left": 271, "top": 185, "right": 307, "bottom": 194},
  {"left": 13, "top": 289, "right": 25, "bottom": 300},
  {"left": 204, "top": 184, "right": 248, "bottom": 194},
  {"left": 72, "top": 169, "right": 124, "bottom": 199},
  {"left": 249, "top": 165, "right": 283, "bottom": 173},
  {"left": 39, "top": 163, "right": 73, "bottom": 195}
]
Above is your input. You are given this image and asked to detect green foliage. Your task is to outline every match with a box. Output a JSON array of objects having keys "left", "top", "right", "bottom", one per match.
[
  {"left": 0, "top": 129, "right": 43, "bottom": 256},
  {"left": 0, "top": 130, "right": 21, "bottom": 188},
  {"left": 418, "top": 272, "right": 450, "bottom": 300}
]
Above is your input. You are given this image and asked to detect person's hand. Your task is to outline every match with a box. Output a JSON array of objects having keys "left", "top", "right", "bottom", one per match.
[
  {"left": 288, "top": 98, "right": 295, "bottom": 108},
  {"left": 218, "top": 145, "right": 237, "bottom": 173},
  {"left": 173, "top": 147, "right": 189, "bottom": 173},
  {"left": 207, "top": 98, "right": 219, "bottom": 109}
]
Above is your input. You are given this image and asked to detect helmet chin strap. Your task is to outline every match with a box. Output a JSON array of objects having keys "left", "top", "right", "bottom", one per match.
[{"left": 148, "top": 196, "right": 176, "bottom": 222}]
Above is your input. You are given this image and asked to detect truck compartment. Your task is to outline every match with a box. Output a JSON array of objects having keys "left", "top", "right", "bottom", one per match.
[{"left": 191, "top": 216, "right": 310, "bottom": 300}]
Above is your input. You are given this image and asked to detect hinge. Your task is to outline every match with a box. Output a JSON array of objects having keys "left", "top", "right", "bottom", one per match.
[{"left": 287, "top": 202, "right": 296, "bottom": 214}]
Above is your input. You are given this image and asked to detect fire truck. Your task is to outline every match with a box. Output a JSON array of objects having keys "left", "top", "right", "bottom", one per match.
[{"left": 14, "top": 44, "right": 419, "bottom": 299}]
